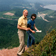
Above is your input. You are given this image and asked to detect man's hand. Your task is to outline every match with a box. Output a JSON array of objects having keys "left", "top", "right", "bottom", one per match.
[
  {"left": 25, "top": 28, "right": 30, "bottom": 31},
  {"left": 32, "top": 30, "right": 35, "bottom": 33},
  {"left": 36, "top": 30, "right": 39, "bottom": 31},
  {"left": 26, "top": 28, "right": 35, "bottom": 33}
]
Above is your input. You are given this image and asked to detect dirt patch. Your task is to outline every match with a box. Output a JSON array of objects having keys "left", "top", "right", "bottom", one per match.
[
  {"left": 3, "top": 12, "right": 14, "bottom": 16},
  {"left": 0, "top": 46, "right": 28, "bottom": 56}
]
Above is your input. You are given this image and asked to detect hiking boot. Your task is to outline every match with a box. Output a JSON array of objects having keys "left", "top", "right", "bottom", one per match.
[{"left": 17, "top": 54, "right": 21, "bottom": 56}]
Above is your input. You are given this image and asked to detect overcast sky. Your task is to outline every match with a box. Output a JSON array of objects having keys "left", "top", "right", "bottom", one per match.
[
  {"left": 26, "top": 0, "right": 56, "bottom": 3},
  {"left": 26, "top": 0, "right": 56, "bottom": 5},
  {"left": 27, "top": 0, "right": 56, "bottom": 2}
]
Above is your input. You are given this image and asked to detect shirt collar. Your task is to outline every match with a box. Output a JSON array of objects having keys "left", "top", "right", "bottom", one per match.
[{"left": 22, "top": 15, "right": 27, "bottom": 19}]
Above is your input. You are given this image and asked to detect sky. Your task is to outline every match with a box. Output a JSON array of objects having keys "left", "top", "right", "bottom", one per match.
[
  {"left": 26, "top": 0, "right": 56, "bottom": 3},
  {"left": 27, "top": 0, "right": 56, "bottom": 2},
  {"left": 26, "top": 0, "right": 56, "bottom": 5}
]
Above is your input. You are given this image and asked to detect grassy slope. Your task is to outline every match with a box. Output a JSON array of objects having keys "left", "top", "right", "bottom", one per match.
[{"left": 22, "top": 29, "right": 56, "bottom": 56}]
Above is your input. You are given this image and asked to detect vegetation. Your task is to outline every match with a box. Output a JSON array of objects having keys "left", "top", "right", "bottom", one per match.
[
  {"left": 22, "top": 29, "right": 56, "bottom": 56},
  {"left": 39, "top": 10, "right": 56, "bottom": 21},
  {"left": 40, "top": 10, "right": 54, "bottom": 15},
  {"left": 0, "top": 0, "right": 29, "bottom": 11},
  {"left": 0, "top": 19, "right": 18, "bottom": 48},
  {"left": 0, "top": 10, "right": 19, "bottom": 20},
  {"left": 45, "top": 11, "right": 56, "bottom": 21}
]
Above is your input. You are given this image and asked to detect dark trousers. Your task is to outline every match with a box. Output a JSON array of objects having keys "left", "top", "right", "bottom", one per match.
[{"left": 27, "top": 31, "right": 35, "bottom": 47}]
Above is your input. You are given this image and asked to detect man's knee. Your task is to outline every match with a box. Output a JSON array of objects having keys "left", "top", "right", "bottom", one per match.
[
  {"left": 32, "top": 37, "right": 35, "bottom": 40},
  {"left": 20, "top": 40, "right": 25, "bottom": 46}
]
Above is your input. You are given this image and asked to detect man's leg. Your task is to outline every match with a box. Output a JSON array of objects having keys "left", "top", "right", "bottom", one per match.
[
  {"left": 27, "top": 31, "right": 31, "bottom": 47},
  {"left": 27, "top": 36, "right": 31, "bottom": 47},
  {"left": 17, "top": 30, "right": 25, "bottom": 55},
  {"left": 29, "top": 33, "right": 35, "bottom": 45}
]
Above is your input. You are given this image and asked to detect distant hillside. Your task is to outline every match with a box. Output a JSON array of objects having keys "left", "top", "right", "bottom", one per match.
[
  {"left": 45, "top": 11, "right": 56, "bottom": 21},
  {"left": 0, "top": 16, "right": 56, "bottom": 49},
  {"left": 0, "top": 19, "right": 19, "bottom": 48},
  {"left": 22, "top": 29, "right": 56, "bottom": 56},
  {"left": 0, "top": 0, "right": 29, "bottom": 11},
  {"left": 37, "top": 10, "right": 56, "bottom": 23},
  {"left": 44, "top": 20, "right": 56, "bottom": 32},
  {"left": 0, "top": 0, "right": 47, "bottom": 12},
  {"left": 0, "top": 0, "right": 47, "bottom": 20}
]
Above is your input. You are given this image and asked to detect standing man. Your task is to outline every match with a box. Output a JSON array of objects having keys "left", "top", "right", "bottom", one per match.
[
  {"left": 17, "top": 9, "right": 35, "bottom": 56},
  {"left": 27, "top": 14, "right": 39, "bottom": 47}
]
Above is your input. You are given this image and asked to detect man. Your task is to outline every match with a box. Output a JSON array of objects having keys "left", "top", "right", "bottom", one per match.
[
  {"left": 27, "top": 14, "right": 39, "bottom": 47},
  {"left": 17, "top": 9, "right": 35, "bottom": 56}
]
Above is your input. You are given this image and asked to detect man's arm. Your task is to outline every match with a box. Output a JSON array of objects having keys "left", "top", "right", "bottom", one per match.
[
  {"left": 17, "top": 25, "right": 35, "bottom": 33},
  {"left": 34, "top": 24, "right": 39, "bottom": 31},
  {"left": 17, "top": 24, "right": 29, "bottom": 31},
  {"left": 29, "top": 28, "right": 35, "bottom": 33}
]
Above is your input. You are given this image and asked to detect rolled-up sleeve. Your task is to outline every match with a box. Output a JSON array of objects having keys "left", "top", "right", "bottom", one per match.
[{"left": 18, "top": 18, "right": 22, "bottom": 26}]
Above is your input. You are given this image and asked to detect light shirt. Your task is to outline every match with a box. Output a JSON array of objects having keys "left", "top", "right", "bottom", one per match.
[{"left": 18, "top": 15, "right": 27, "bottom": 28}]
